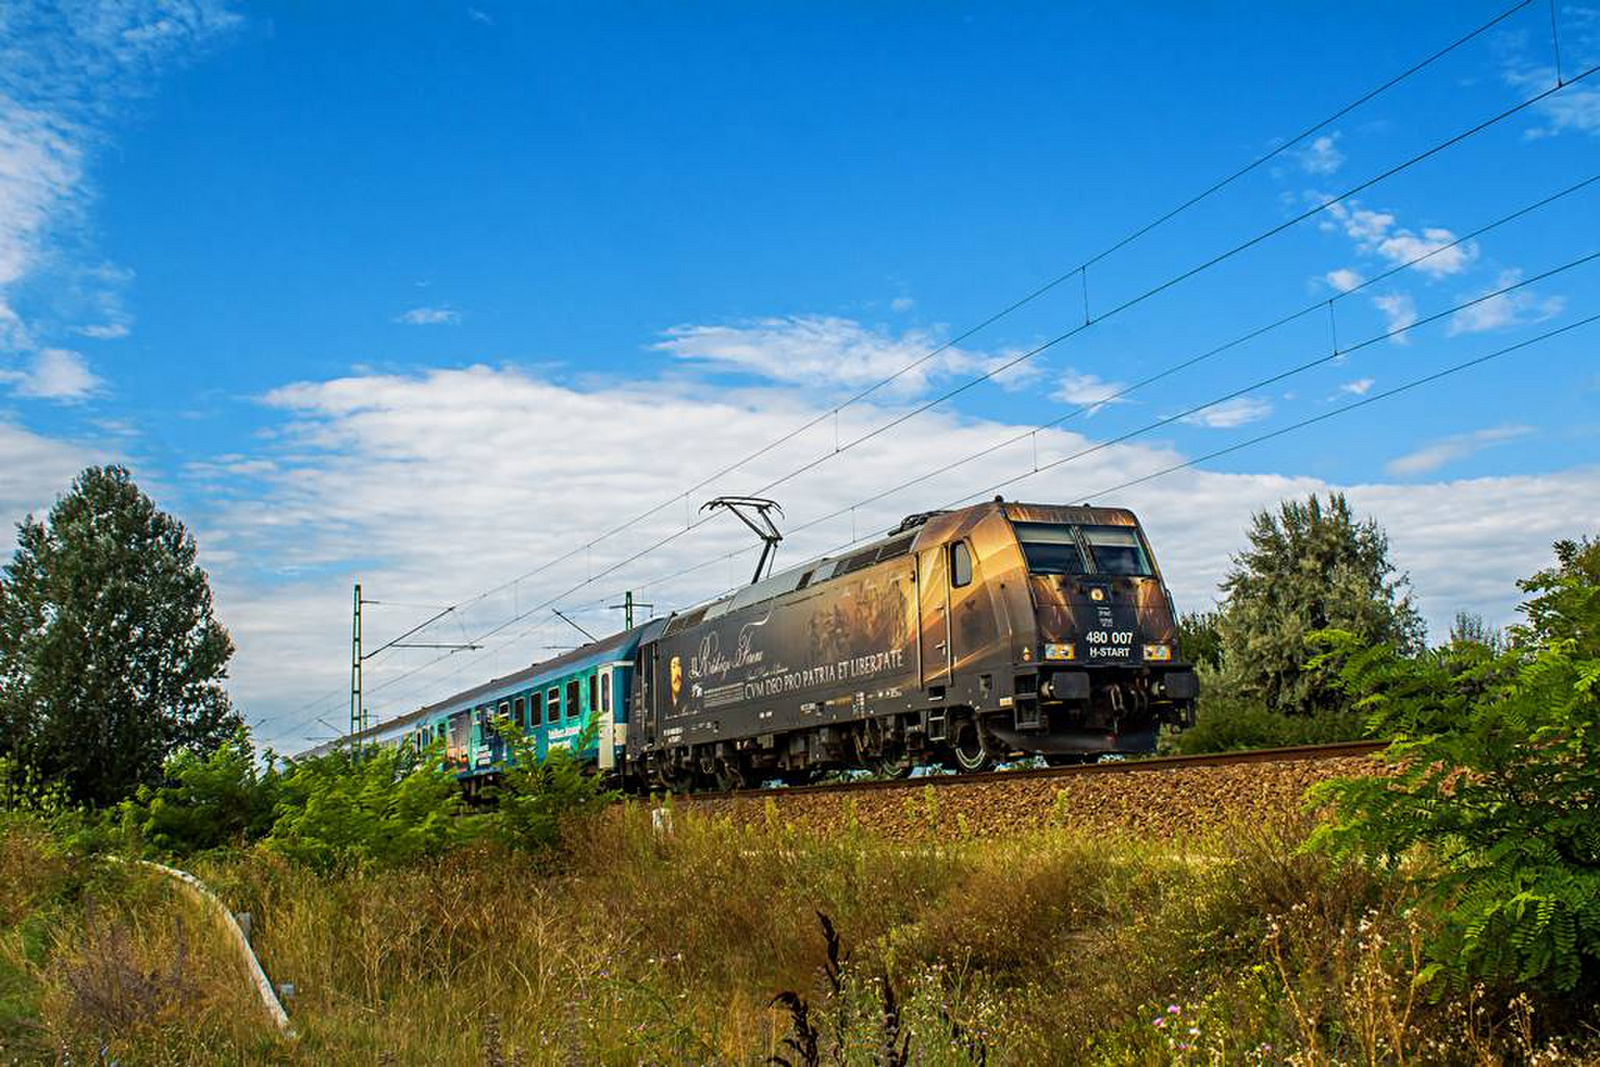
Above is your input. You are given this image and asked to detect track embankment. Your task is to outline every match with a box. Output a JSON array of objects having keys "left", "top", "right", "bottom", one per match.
[{"left": 683, "top": 742, "right": 1387, "bottom": 842}]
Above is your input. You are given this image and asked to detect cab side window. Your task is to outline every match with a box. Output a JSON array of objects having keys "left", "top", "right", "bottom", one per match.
[{"left": 950, "top": 541, "right": 973, "bottom": 587}]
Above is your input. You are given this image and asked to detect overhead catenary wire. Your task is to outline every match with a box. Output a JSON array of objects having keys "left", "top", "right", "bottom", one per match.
[
  {"left": 272, "top": 16, "right": 1588, "bottom": 744},
  {"left": 272, "top": 0, "right": 1542, "bottom": 733},
  {"left": 285, "top": 62, "right": 1600, "bottom": 742},
  {"left": 352, "top": 252, "right": 1598, "bottom": 727},
  {"left": 1074, "top": 312, "right": 1600, "bottom": 501}
]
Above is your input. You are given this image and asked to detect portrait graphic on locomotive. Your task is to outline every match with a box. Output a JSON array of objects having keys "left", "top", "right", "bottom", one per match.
[{"left": 309, "top": 499, "right": 1198, "bottom": 791}]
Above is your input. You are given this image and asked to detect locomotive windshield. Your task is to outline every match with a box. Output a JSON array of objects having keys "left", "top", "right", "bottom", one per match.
[
  {"left": 1079, "top": 525, "right": 1152, "bottom": 576},
  {"left": 1013, "top": 522, "right": 1089, "bottom": 575},
  {"left": 1013, "top": 521, "right": 1153, "bottom": 576}
]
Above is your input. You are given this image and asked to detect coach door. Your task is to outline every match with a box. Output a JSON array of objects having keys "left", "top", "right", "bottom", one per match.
[{"left": 918, "top": 546, "right": 952, "bottom": 691}]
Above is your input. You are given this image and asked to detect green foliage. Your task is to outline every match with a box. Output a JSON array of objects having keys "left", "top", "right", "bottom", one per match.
[
  {"left": 485, "top": 717, "right": 617, "bottom": 855},
  {"left": 264, "top": 740, "right": 474, "bottom": 871},
  {"left": 1175, "top": 609, "right": 1224, "bottom": 670},
  {"left": 1447, "top": 610, "right": 1506, "bottom": 653},
  {"left": 1309, "top": 535, "right": 1600, "bottom": 993},
  {"left": 115, "top": 728, "right": 280, "bottom": 856},
  {"left": 0, "top": 466, "right": 239, "bottom": 807},
  {"left": 1167, "top": 676, "right": 1368, "bottom": 755},
  {"left": 1215, "top": 492, "right": 1424, "bottom": 717}
]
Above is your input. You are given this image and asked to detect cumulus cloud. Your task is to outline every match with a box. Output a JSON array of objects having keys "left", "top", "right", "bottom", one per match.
[
  {"left": 890, "top": 296, "right": 915, "bottom": 313},
  {"left": 653, "top": 315, "right": 1031, "bottom": 394},
  {"left": 1339, "top": 378, "right": 1374, "bottom": 396},
  {"left": 1386, "top": 424, "right": 1535, "bottom": 476},
  {"left": 0, "top": 347, "right": 101, "bottom": 400},
  {"left": 1322, "top": 199, "right": 1478, "bottom": 277},
  {"left": 1180, "top": 395, "right": 1273, "bottom": 429},
  {"left": 0, "top": 419, "right": 97, "bottom": 553},
  {"left": 1295, "top": 133, "right": 1344, "bottom": 175},
  {"left": 1325, "top": 268, "right": 1364, "bottom": 293},
  {"left": 1371, "top": 292, "right": 1419, "bottom": 342},
  {"left": 141, "top": 356, "right": 1600, "bottom": 754},
  {"left": 396, "top": 306, "right": 461, "bottom": 326},
  {"left": 72, "top": 322, "right": 129, "bottom": 340},
  {"left": 1052, "top": 369, "right": 1127, "bottom": 415},
  {"left": 1448, "top": 269, "right": 1566, "bottom": 336}
]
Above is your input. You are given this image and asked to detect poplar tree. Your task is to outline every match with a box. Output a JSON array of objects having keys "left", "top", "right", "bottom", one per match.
[
  {"left": 0, "top": 466, "right": 239, "bottom": 806},
  {"left": 1216, "top": 492, "right": 1424, "bottom": 715}
]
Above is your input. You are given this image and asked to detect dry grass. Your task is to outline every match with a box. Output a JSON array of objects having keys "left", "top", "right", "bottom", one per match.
[{"left": 0, "top": 805, "right": 1595, "bottom": 1065}]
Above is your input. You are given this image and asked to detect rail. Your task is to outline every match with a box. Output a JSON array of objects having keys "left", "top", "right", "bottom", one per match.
[{"left": 687, "top": 740, "right": 1388, "bottom": 802}]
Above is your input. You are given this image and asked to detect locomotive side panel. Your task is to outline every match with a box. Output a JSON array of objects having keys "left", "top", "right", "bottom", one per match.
[{"left": 645, "top": 554, "right": 920, "bottom": 753}]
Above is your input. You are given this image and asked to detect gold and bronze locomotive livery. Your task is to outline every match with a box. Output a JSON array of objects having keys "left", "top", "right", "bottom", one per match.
[{"left": 627, "top": 499, "right": 1198, "bottom": 789}]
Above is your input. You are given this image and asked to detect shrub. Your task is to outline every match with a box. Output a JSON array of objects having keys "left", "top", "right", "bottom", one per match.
[
  {"left": 116, "top": 728, "right": 279, "bottom": 856},
  {"left": 263, "top": 740, "right": 474, "bottom": 871},
  {"left": 1309, "top": 536, "right": 1600, "bottom": 993},
  {"left": 484, "top": 717, "right": 617, "bottom": 856},
  {"left": 1166, "top": 678, "right": 1368, "bottom": 755}
]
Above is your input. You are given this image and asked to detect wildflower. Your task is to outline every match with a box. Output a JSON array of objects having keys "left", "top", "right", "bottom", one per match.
[{"left": 1168, "top": 1004, "right": 1181, "bottom": 1014}]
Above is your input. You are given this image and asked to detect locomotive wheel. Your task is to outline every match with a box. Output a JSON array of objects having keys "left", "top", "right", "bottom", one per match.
[
  {"left": 712, "top": 759, "right": 748, "bottom": 793},
  {"left": 950, "top": 721, "right": 994, "bottom": 774},
  {"left": 869, "top": 748, "right": 915, "bottom": 779}
]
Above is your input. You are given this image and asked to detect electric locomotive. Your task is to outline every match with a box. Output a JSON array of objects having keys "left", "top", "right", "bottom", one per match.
[
  {"left": 309, "top": 498, "right": 1197, "bottom": 789},
  {"left": 628, "top": 498, "right": 1196, "bottom": 789}
]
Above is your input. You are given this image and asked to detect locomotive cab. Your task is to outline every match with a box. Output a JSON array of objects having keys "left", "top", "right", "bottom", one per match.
[{"left": 988, "top": 504, "right": 1197, "bottom": 756}]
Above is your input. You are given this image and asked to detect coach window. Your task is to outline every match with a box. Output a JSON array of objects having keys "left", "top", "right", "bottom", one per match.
[
  {"left": 600, "top": 667, "right": 612, "bottom": 714},
  {"left": 529, "top": 691, "right": 544, "bottom": 727},
  {"left": 512, "top": 696, "right": 525, "bottom": 728},
  {"left": 548, "top": 686, "right": 561, "bottom": 721},
  {"left": 567, "top": 679, "right": 580, "bottom": 719},
  {"left": 950, "top": 541, "right": 973, "bottom": 587},
  {"left": 588, "top": 674, "right": 598, "bottom": 716}
]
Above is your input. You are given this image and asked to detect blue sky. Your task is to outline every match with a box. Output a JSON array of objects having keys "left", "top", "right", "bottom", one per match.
[{"left": 2, "top": 1, "right": 1597, "bottom": 750}]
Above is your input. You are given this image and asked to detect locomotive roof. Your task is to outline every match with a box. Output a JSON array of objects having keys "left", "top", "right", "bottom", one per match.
[
  {"left": 665, "top": 498, "right": 1141, "bottom": 623},
  {"left": 295, "top": 618, "right": 664, "bottom": 758}
]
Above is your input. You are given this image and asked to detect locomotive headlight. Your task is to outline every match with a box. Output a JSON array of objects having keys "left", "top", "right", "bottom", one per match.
[
  {"left": 1044, "top": 642, "right": 1075, "bottom": 661},
  {"left": 1143, "top": 644, "right": 1172, "bottom": 661}
]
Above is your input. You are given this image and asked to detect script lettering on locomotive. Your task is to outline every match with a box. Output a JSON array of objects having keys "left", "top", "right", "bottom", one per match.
[{"left": 688, "top": 617, "right": 769, "bottom": 681}]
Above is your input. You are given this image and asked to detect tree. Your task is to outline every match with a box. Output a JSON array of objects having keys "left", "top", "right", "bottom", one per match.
[
  {"left": 1310, "top": 534, "right": 1600, "bottom": 992},
  {"left": 0, "top": 466, "right": 240, "bottom": 806},
  {"left": 1175, "top": 609, "right": 1224, "bottom": 670},
  {"left": 1215, "top": 493, "right": 1424, "bottom": 715},
  {"left": 1447, "top": 610, "right": 1505, "bottom": 653}
]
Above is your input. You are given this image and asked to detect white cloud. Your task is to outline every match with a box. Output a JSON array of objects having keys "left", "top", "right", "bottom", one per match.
[
  {"left": 653, "top": 315, "right": 1030, "bottom": 394},
  {"left": 1339, "top": 378, "right": 1374, "bottom": 396},
  {"left": 1371, "top": 292, "right": 1418, "bottom": 342},
  {"left": 1325, "top": 268, "right": 1363, "bottom": 293},
  {"left": 396, "top": 306, "right": 461, "bottom": 326},
  {"left": 71, "top": 322, "right": 129, "bottom": 339},
  {"left": 890, "top": 296, "right": 915, "bottom": 313},
  {"left": 468, "top": 6, "right": 494, "bottom": 24},
  {"left": 1321, "top": 199, "right": 1477, "bottom": 278},
  {"left": 156, "top": 356, "right": 1600, "bottom": 753},
  {"left": 1177, "top": 396, "right": 1273, "bottom": 429},
  {"left": 1295, "top": 133, "right": 1344, "bottom": 175},
  {"left": 1505, "top": 61, "right": 1600, "bottom": 139},
  {"left": 1448, "top": 269, "right": 1566, "bottom": 336},
  {"left": 1386, "top": 424, "right": 1535, "bottom": 476},
  {"left": 0, "top": 419, "right": 98, "bottom": 554},
  {"left": 0, "top": 0, "right": 239, "bottom": 365},
  {"left": 0, "top": 347, "right": 101, "bottom": 400},
  {"left": 1052, "top": 369, "right": 1127, "bottom": 415}
]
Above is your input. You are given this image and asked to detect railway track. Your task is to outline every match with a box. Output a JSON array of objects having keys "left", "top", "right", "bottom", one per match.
[{"left": 690, "top": 739, "right": 1388, "bottom": 803}]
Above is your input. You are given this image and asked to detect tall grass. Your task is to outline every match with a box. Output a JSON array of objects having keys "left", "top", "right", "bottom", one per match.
[{"left": 0, "top": 805, "right": 1592, "bottom": 1064}]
